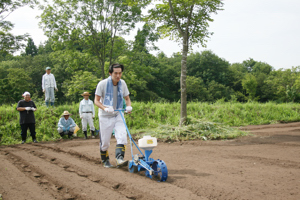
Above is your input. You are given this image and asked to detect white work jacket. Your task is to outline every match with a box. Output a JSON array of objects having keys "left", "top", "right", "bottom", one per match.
[
  {"left": 79, "top": 99, "right": 95, "bottom": 116},
  {"left": 42, "top": 73, "right": 57, "bottom": 89}
]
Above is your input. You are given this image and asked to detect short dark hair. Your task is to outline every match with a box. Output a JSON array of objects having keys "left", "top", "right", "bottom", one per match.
[{"left": 109, "top": 64, "right": 124, "bottom": 73}]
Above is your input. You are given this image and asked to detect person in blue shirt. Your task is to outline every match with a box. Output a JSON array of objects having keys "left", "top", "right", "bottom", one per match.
[{"left": 57, "top": 111, "right": 76, "bottom": 139}]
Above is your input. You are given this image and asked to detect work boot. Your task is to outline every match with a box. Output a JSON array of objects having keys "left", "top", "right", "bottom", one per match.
[
  {"left": 101, "top": 150, "right": 114, "bottom": 168},
  {"left": 115, "top": 144, "right": 128, "bottom": 167},
  {"left": 21, "top": 140, "right": 25, "bottom": 144},
  {"left": 91, "top": 130, "right": 95, "bottom": 139},
  {"left": 50, "top": 102, "right": 54, "bottom": 107},
  {"left": 68, "top": 132, "right": 73, "bottom": 139},
  {"left": 116, "top": 155, "right": 128, "bottom": 167},
  {"left": 45, "top": 101, "right": 49, "bottom": 107},
  {"left": 83, "top": 131, "right": 87, "bottom": 139},
  {"left": 103, "top": 159, "right": 114, "bottom": 168}
]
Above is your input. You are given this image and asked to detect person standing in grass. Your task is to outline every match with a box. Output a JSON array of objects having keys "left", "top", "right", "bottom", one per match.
[
  {"left": 57, "top": 111, "right": 76, "bottom": 139},
  {"left": 79, "top": 92, "right": 96, "bottom": 139},
  {"left": 94, "top": 63, "right": 132, "bottom": 168},
  {"left": 16, "top": 91, "right": 38, "bottom": 144},
  {"left": 42, "top": 66, "right": 58, "bottom": 107}
]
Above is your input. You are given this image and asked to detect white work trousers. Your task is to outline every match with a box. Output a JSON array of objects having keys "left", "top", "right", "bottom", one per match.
[
  {"left": 81, "top": 113, "right": 95, "bottom": 131},
  {"left": 99, "top": 113, "right": 127, "bottom": 151},
  {"left": 45, "top": 87, "right": 55, "bottom": 102}
]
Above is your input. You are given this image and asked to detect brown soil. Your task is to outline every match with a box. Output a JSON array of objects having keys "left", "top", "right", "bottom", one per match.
[{"left": 0, "top": 122, "right": 299, "bottom": 200}]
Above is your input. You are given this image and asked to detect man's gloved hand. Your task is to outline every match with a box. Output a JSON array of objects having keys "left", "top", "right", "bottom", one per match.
[
  {"left": 92, "top": 115, "right": 95, "bottom": 118},
  {"left": 67, "top": 126, "right": 70, "bottom": 131},
  {"left": 55, "top": 88, "right": 58, "bottom": 92},
  {"left": 25, "top": 107, "right": 31, "bottom": 111},
  {"left": 31, "top": 107, "right": 36, "bottom": 111},
  {"left": 63, "top": 127, "right": 66, "bottom": 132},
  {"left": 126, "top": 106, "right": 132, "bottom": 112},
  {"left": 80, "top": 115, "right": 83, "bottom": 119},
  {"left": 104, "top": 107, "right": 114, "bottom": 113},
  {"left": 42, "top": 89, "right": 45, "bottom": 93}
]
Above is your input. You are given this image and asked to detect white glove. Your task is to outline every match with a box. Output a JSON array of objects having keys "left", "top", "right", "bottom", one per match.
[
  {"left": 80, "top": 115, "right": 83, "bottom": 119},
  {"left": 25, "top": 107, "right": 31, "bottom": 111},
  {"left": 31, "top": 107, "right": 36, "bottom": 111},
  {"left": 126, "top": 106, "right": 132, "bottom": 112},
  {"left": 104, "top": 107, "right": 114, "bottom": 113},
  {"left": 92, "top": 115, "right": 95, "bottom": 118}
]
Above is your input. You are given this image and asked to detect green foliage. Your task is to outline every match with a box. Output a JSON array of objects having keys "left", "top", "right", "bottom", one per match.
[
  {"left": 62, "top": 70, "right": 100, "bottom": 101},
  {"left": 3, "top": 101, "right": 300, "bottom": 145},
  {"left": 147, "top": 0, "right": 224, "bottom": 47},
  {"left": 0, "top": 102, "right": 99, "bottom": 145},
  {"left": 39, "top": 0, "right": 149, "bottom": 79},
  {"left": 25, "top": 37, "right": 38, "bottom": 56},
  {"left": 0, "top": 0, "right": 37, "bottom": 55},
  {"left": 242, "top": 73, "right": 257, "bottom": 101}
]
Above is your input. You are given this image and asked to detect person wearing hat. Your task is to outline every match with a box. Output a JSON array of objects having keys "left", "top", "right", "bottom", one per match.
[
  {"left": 79, "top": 92, "right": 96, "bottom": 139},
  {"left": 94, "top": 63, "right": 132, "bottom": 168},
  {"left": 42, "top": 66, "right": 58, "bottom": 107},
  {"left": 57, "top": 111, "right": 76, "bottom": 139},
  {"left": 16, "top": 91, "right": 38, "bottom": 144}
]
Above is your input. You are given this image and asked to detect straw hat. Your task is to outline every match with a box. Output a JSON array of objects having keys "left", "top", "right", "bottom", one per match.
[
  {"left": 81, "top": 92, "right": 91, "bottom": 96},
  {"left": 61, "top": 110, "right": 72, "bottom": 116}
]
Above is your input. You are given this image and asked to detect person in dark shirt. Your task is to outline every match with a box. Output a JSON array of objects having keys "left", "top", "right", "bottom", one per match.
[{"left": 16, "top": 91, "right": 38, "bottom": 144}]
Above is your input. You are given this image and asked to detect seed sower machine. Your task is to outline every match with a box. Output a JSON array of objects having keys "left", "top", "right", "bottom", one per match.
[{"left": 116, "top": 109, "right": 168, "bottom": 182}]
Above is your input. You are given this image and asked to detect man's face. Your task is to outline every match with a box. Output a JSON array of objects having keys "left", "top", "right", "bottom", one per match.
[
  {"left": 109, "top": 67, "right": 122, "bottom": 84},
  {"left": 64, "top": 115, "right": 69, "bottom": 120},
  {"left": 46, "top": 69, "right": 51, "bottom": 74},
  {"left": 24, "top": 95, "right": 30, "bottom": 102},
  {"left": 84, "top": 95, "right": 89, "bottom": 100}
]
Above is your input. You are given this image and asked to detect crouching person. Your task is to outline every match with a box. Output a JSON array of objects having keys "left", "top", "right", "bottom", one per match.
[{"left": 57, "top": 111, "right": 76, "bottom": 139}]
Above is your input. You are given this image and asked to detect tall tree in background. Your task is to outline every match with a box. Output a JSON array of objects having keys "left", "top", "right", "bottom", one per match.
[
  {"left": 40, "top": 0, "right": 150, "bottom": 79},
  {"left": 0, "top": 0, "right": 36, "bottom": 57},
  {"left": 25, "top": 37, "right": 38, "bottom": 56},
  {"left": 148, "top": 0, "right": 223, "bottom": 125}
]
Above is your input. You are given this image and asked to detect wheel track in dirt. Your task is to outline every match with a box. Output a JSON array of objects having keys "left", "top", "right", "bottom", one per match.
[
  {"left": 13, "top": 143, "right": 206, "bottom": 200},
  {"left": 12, "top": 145, "right": 156, "bottom": 200},
  {"left": 232, "top": 155, "right": 300, "bottom": 169},
  {"left": 1, "top": 148, "right": 83, "bottom": 200}
]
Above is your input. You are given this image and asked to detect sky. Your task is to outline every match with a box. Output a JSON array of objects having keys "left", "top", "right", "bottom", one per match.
[{"left": 6, "top": 0, "right": 300, "bottom": 70}]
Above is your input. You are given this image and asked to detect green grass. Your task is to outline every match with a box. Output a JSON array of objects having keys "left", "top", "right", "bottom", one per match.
[{"left": 1, "top": 101, "right": 300, "bottom": 145}]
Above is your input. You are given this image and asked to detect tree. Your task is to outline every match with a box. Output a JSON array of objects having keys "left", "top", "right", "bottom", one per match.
[
  {"left": 40, "top": 0, "right": 150, "bottom": 79},
  {"left": 186, "top": 75, "right": 207, "bottom": 101},
  {"left": 25, "top": 37, "right": 38, "bottom": 56},
  {"left": 62, "top": 71, "right": 100, "bottom": 102},
  {"left": 242, "top": 73, "right": 257, "bottom": 101},
  {"left": 264, "top": 67, "right": 300, "bottom": 102},
  {"left": 148, "top": 0, "right": 223, "bottom": 125},
  {"left": 0, "top": 0, "right": 36, "bottom": 56},
  {"left": 187, "top": 50, "right": 230, "bottom": 85}
]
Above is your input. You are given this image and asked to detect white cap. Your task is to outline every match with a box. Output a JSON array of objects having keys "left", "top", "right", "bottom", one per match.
[{"left": 22, "top": 91, "right": 30, "bottom": 96}]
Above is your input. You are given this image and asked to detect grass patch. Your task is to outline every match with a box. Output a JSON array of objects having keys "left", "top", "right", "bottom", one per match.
[{"left": 1, "top": 101, "right": 300, "bottom": 145}]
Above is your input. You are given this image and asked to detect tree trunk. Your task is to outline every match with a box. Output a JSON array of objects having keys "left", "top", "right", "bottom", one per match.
[{"left": 180, "top": 36, "right": 188, "bottom": 126}]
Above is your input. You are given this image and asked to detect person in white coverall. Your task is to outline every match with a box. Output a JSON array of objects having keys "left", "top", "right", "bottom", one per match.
[
  {"left": 94, "top": 63, "right": 132, "bottom": 168},
  {"left": 79, "top": 92, "right": 96, "bottom": 139},
  {"left": 42, "top": 66, "right": 58, "bottom": 107}
]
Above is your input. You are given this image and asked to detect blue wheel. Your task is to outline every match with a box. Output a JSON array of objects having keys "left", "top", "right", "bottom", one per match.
[
  {"left": 152, "top": 159, "right": 168, "bottom": 182},
  {"left": 128, "top": 160, "right": 138, "bottom": 173}
]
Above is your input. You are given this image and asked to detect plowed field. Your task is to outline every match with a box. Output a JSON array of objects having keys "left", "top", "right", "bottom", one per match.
[{"left": 1, "top": 122, "right": 300, "bottom": 200}]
